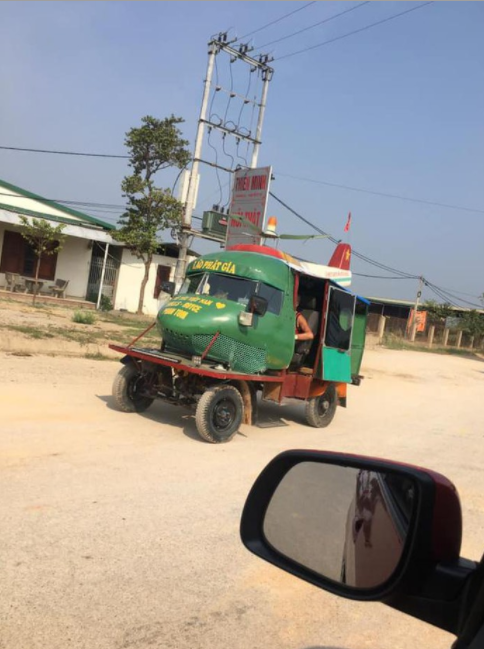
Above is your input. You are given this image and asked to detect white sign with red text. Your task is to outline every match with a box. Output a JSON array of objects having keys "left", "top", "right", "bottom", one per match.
[{"left": 225, "top": 166, "right": 272, "bottom": 248}]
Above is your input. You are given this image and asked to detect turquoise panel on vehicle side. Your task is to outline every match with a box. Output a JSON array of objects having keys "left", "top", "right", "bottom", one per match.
[
  {"left": 351, "top": 311, "right": 367, "bottom": 376},
  {"left": 322, "top": 347, "right": 352, "bottom": 383}
]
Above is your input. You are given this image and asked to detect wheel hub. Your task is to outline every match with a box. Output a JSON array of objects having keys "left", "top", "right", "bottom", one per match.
[
  {"left": 128, "top": 375, "right": 148, "bottom": 402},
  {"left": 213, "top": 398, "right": 236, "bottom": 432}
]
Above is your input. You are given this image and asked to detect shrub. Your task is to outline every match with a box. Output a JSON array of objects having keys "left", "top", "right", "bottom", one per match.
[
  {"left": 72, "top": 310, "right": 96, "bottom": 325},
  {"left": 99, "top": 295, "right": 114, "bottom": 312}
]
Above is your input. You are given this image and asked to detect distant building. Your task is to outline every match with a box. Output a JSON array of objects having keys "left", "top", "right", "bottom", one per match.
[
  {"left": 366, "top": 296, "right": 415, "bottom": 320},
  {"left": 365, "top": 296, "right": 483, "bottom": 339},
  {"left": 0, "top": 178, "right": 197, "bottom": 315}
]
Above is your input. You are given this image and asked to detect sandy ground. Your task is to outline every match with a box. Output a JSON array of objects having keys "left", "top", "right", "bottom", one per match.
[
  {"left": 0, "top": 298, "right": 154, "bottom": 358},
  {"left": 1, "top": 348, "right": 484, "bottom": 649}
]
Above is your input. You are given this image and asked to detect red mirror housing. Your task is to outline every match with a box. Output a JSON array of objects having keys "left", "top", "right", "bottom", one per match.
[{"left": 241, "top": 450, "right": 472, "bottom": 636}]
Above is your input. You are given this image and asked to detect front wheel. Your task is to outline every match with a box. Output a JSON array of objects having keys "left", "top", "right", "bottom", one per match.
[
  {"left": 305, "top": 385, "right": 337, "bottom": 428},
  {"left": 112, "top": 363, "right": 154, "bottom": 413},
  {"left": 195, "top": 385, "right": 244, "bottom": 443}
]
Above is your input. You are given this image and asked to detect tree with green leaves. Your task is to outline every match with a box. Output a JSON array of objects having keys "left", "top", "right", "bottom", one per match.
[
  {"left": 423, "top": 299, "right": 454, "bottom": 324},
  {"left": 457, "top": 310, "right": 484, "bottom": 339},
  {"left": 19, "top": 216, "right": 66, "bottom": 304},
  {"left": 115, "top": 115, "right": 191, "bottom": 315}
]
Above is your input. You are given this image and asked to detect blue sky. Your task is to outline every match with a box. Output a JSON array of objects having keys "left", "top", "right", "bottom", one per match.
[{"left": 1, "top": 1, "right": 483, "bottom": 303}]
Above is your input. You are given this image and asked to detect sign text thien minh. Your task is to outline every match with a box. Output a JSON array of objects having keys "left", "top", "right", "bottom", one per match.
[{"left": 225, "top": 166, "right": 272, "bottom": 248}]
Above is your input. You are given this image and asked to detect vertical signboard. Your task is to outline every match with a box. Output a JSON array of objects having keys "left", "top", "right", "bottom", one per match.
[
  {"left": 407, "top": 309, "right": 428, "bottom": 333},
  {"left": 225, "top": 166, "right": 272, "bottom": 248}
]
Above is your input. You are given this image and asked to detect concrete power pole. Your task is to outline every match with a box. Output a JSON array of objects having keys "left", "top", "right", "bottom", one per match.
[
  {"left": 410, "top": 276, "right": 424, "bottom": 342},
  {"left": 250, "top": 64, "right": 272, "bottom": 168},
  {"left": 173, "top": 34, "right": 274, "bottom": 292},
  {"left": 173, "top": 40, "right": 217, "bottom": 292}
]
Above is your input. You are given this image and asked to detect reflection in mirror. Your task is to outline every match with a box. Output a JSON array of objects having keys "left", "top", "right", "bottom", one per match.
[{"left": 263, "top": 462, "right": 416, "bottom": 589}]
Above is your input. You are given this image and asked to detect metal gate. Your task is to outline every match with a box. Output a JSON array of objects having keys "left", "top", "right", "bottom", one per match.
[{"left": 87, "top": 253, "right": 120, "bottom": 303}]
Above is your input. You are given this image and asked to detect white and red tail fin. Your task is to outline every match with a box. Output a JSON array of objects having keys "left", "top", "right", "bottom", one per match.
[{"left": 328, "top": 243, "right": 351, "bottom": 270}]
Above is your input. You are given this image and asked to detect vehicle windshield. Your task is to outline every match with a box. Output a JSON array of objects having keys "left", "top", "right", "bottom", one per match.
[
  {"left": 180, "top": 274, "right": 204, "bottom": 295},
  {"left": 181, "top": 273, "right": 256, "bottom": 306}
]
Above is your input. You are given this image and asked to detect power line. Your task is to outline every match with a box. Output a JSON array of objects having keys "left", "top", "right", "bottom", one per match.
[
  {"left": 424, "top": 280, "right": 483, "bottom": 309},
  {"left": 0, "top": 190, "right": 125, "bottom": 211},
  {"left": 353, "top": 272, "right": 414, "bottom": 280},
  {"left": 269, "top": 191, "right": 335, "bottom": 241},
  {"left": 269, "top": 190, "right": 418, "bottom": 279},
  {"left": 236, "top": 2, "right": 316, "bottom": 42},
  {"left": 277, "top": 172, "right": 484, "bottom": 215},
  {"left": 4, "top": 138, "right": 480, "bottom": 214},
  {"left": 256, "top": 2, "right": 370, "bottom": 50},
  {"left": 0, "top": 145, "right": 128, "bottom": 159},
  {"left": 269, "top": 191, "right": 481, "bottom": 307},
  {"left": 351, "top": 250, "right": 417, "bottom": 279},
  {"left": 276, "top": 2, "right": 434, "bottom": 61},
  {"left": 427, "top": 284, "right": 482, "bottom": 300},
  {"left": 424, "top": 282, "right": 459, "bottom": 308}
]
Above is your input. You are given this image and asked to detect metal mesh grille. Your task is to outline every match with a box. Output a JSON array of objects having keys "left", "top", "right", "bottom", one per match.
[
  {"left": 193, "top": 334, "right": 266, "bottom": 374},
  {"left": 164, "top": 329, "right": 267, "bottom": 374},
  {"left": 163, "top": 329, "right": 196, "bottom": 355}
]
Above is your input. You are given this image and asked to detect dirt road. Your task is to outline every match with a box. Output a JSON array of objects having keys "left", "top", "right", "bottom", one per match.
[{"left": 1, "top": 349, "right": 483, "bottom": 649}]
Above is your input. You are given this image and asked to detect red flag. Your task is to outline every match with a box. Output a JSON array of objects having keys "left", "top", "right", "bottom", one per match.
[{"left": 344, "top": 211, "right": 352, "bottom": 232}]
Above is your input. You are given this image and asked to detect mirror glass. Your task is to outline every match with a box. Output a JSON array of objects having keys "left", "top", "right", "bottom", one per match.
[{"left": 263, "top": 462, "right": 416, "bottom": 589}]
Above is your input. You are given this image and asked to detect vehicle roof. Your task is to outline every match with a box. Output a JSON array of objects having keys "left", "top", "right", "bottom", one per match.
[
  {"left": 188, "top": 244, "right": 352, "bottom": 287},
  {"left": 228, "top": 244, "right": 352, "bottom": 288}
]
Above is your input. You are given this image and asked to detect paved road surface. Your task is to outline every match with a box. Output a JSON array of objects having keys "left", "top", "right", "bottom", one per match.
[{"left": 1, "top": 349, "right": 483, "bottom": 649}]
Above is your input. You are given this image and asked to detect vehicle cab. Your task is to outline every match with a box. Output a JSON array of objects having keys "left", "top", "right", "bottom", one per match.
[{"left": 157, "top": 244, "right": 368, "bottom": 384}]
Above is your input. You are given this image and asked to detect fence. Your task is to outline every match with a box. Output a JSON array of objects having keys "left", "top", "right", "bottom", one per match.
[{"left": 369, "top": 314, "right": 484, "bottom": 352}]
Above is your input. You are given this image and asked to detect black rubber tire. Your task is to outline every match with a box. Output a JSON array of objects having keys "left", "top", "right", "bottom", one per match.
[
  {"left": 305, "top": 385, "right": 337, "bottom": 428},
  {"left": 112, "top": 364, "right": 154, "bottom": 413},
  {"left": 195, "top": 385, "right": 244, "bottom": 444}
]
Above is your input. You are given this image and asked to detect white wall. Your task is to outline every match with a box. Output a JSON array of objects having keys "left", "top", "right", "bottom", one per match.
[
  {"left": 114, "top": 250, "right": 195, "bottom": 315},
  {"left": 55, "top": 237, "right": 93, "bottom": 298}
]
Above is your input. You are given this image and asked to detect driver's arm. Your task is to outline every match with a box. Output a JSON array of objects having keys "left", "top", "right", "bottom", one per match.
[{"left": 296, "top": 314, "right": 314, "bottom": 341}]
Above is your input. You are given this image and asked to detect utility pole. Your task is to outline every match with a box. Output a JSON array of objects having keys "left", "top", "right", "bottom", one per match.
[
  {"left": 173, "top": 39, "right": 217, "bottom": 292},
  {"left": 250, "top": 61, "right": 272, "bottom": 168},
  {"left": 410, "top": 276, "right": 424, "bottom": 342},
  {"left": 173, "top": 33, "right": 274, "bottom": 292}
]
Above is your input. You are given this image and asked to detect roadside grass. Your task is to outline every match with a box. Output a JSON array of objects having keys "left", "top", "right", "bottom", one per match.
[
  {"left": 1, "top": 320, "right": 160, "bottom": 346},
  {"left": 97, "top": 312, "right": 154, "bottom": 328},
  {"left": 0, "top": 298, "right": 162, "bottom": 352},
  {"left": 84, "top": 352, "right": 114, "bottom": 361},
  {"left": 3, "top": 325, "right": 55, "bottom": 340}
]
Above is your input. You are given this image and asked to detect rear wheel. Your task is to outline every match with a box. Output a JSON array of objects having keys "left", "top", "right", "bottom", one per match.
[
  {"left": 305, "top": 385, "right": 337, "bottom": 428},
  {"left": 112, "top": 363, "right": 154, "bottom": 413},
  {"left": 195, "top": 385, "right": 244, "bottom": 443}
]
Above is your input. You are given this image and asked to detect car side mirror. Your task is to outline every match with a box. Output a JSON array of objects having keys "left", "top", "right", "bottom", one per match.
[
  {"left": 160, "top": 281, "right": 176, "bottom": 296},
  {"left": 241, "top": 451, "right": 465, "bottom": 605},
  {"left": 248, "top": 295, "right": 268, "bottom": 317}
]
